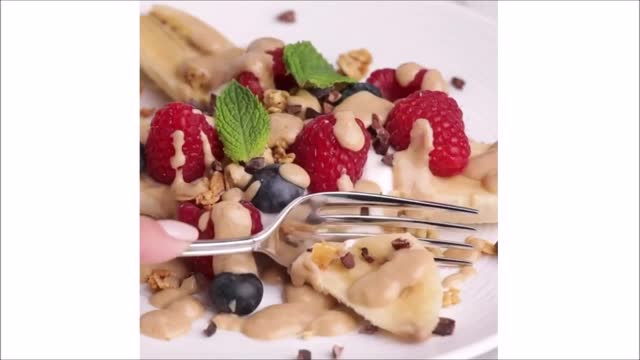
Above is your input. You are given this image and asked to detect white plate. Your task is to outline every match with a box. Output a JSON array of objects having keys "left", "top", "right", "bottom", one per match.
[{"left": 140, "top": 1, "right": 497, "bottom": 359}]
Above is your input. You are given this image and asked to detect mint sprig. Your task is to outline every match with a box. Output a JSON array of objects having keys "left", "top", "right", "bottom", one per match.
[
  {"left": 215, "top": 80, "right": 270, "bottom": 163},
  {"left": 283, "top": 41, "right": 356, "bottom": 88}
]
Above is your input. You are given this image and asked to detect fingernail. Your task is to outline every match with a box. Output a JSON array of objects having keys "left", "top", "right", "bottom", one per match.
[{"left": 157, "top": 220, "right": 199, "bottom": 242}]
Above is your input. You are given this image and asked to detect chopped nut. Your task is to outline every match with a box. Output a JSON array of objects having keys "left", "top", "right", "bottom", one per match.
[
  {"left": 391, "top": 238, "right": 411, "bottom": 250},
  {"left": 370, "top": 114, "right": 390, "bottom": 155},
  {"left": 359, "top": 321, "right": 379, "bottom": 334},
  {"left": 140, "top": 107, "right": 155, "bottom": 118},
  {"left": 337, "top": 49, "right": 373, "bottom": 80},
  {"left": 381, "top": 153, "right": 394, "bottom": 166},
  {"left": 297, "top": 349, "right": 311, "bottom": 360},
  {"left": 433, "top": 317, "right": 456, "bottom": 336},
  {"left": 276, "top": 10, "right": 296, "bottom": 23},
  {"left": 203, "top": 321, "right": 217, "bottom": 337},
  {"left": 263, "top": 89, "right": 290, "bottom": 113},
  {"left": 339, "top": 252, "right": 355, "bottom": 269},
  {"left": 311, "top": 243, "right": 340, "bottom": 269},
  {"left": 224, "top": 163, "right": 252, "bottom": 190},
  {"left": 272, "top": 142, "right": 296, "bottom": 164},
  {"left": 146, "top": 269, "right": 179, "bottom": 291},
  {"left": 442, "top": 288, "right": 461, "bottom": 307},
  {"left": 195, "top": 171, "right": 225, "bottom": 208},
  {"left": 450, "top": 77, "right": 466, "bottom": 90},
  {"left": 360, "top": 247, "right": 375, "bottom": 263},
  {"left": 332, "top": 345, "right": 344, "bottom": 359}
]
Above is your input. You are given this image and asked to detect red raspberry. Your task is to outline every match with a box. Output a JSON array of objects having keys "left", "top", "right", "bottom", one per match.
[
  {"left": 267, "top": 47, "right": 297, "bottom": 90},
  {"left": 236, "top": 71, "right": 264, "bottom": 100},
  {"left": 385, "top": 90, "right": 470, "bottom": 177},
  {"left": 290, "top": 114, "right": 371, "bottom": 192},
  {"left": 240, "top": 201, "right": 264, "bottom": 234},
  {"left": 366, "top": 68, "right": 426, "bottom": 102},
  {"left": 145, "top": 102, "right": 223, "bottom": 185}
]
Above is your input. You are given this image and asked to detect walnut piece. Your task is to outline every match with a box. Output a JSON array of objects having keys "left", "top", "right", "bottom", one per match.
[
  {"left": 147, "top": 269, "right": 180, "bottom": 291},
  {"left": 195, "top": 171, "right": 225, "bottom": 208},
  {"left": 442, "top": 288, "right": 461, "bottom": 307},
  {"left": 263, "top": 89, "right": 290, "bottom": 113},
  {"left": 272, "top": 142, "right": 296, "bottom": 164},
  {"left": 337, "top": 49, "right": 373, "bottom": 81}
]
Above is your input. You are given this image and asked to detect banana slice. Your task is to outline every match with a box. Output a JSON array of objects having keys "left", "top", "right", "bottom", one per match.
[
  {"left": 290, "top": 233, "right": 442, "bottom": 341},
  {"left": 140, "top": 5, "right": 241, "bottom": 105}
]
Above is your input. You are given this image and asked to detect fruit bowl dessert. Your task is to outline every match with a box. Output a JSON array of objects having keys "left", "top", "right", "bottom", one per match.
[{"left": 139, "top": 4, "right": 497, "bottom": 354}]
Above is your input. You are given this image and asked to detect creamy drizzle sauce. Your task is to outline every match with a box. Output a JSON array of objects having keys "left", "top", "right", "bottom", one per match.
[
  {"left": 333, "top": 111, "right": 365, "bottom": 151},
  {"left": 442, "top": 266, "right": 476, "bottom": 289},
  {"left": 354, "top": 179, "right": 382, "bottom": 194},
  {"left": 279, "top": 163, "right": 310, "bottom": 188},
  {"left": 268, "top": 113, "right": 304, "bottom": 147},
  {"left": 170, "top": 130, "right": 186, "bottom": 169},
  {"left": 210, "top": 200, "right": 257, "bottom": 275},
  {"left": 200, "top": 131, "right": 215, "bottom": 167},
  {"left": 347, "top": 249, "right": 431, "bottom": 307},
  {"left": 197, "top": 210, "right": 211, "bottom": 232},
  {"left": 336, "top": 173, "right": 354, "bottom": 191},
  {"left": 246, "top": 37, "right": 285, "bottom": 53},
  {"left": 395, "top": 62, "right": 424, "bottom": 87},
  {"left": 221, "top": 188, "right": 243, "bottom": 202},
  {"left": 333, "top": 91, "right": 393, "bottom": 127},
  {"left": 243, "top": 181, "right": 261, "bottom": 201},
  {"left": 288, "top": 89, "right": 321, "bottom": 118},
  {"left": 421, "top": 69, "right": 448, "bottom": 92},
  {"left": 140, "top": 174, "right": 178, "bottom": 219}
]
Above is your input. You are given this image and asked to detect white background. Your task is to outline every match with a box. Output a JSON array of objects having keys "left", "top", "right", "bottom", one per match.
[{"left": 1, "top": 1, "right": 638, "bottom": 359}]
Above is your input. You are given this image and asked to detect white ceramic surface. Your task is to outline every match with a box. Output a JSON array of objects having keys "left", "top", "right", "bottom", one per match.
[{"left": 140, "top": 1, "right": 497, "bottom": 358}]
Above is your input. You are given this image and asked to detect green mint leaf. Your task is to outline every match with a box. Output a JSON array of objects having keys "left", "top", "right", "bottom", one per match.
[
  {"left": 283, "top": 41, "right": 356, "bottom": 88},
  {"left": 215, "top": 80, "right": 270, "bottom": 163}
]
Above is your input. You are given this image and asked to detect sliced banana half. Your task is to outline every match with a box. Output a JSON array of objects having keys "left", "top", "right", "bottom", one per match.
[{"left": 290, "top": 233, "right": 443, "bottom": 341}]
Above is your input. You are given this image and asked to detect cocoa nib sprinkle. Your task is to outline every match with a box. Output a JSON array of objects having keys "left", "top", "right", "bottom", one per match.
[
  {"left": 359, "top": 321, "right": 379, "bottom": 334},
  {"left": 340, "top": 252, "right": 355, "bottom": 269},
  {"left": 276, "top": 10, "right": 296, "bottom": 23},
  {"left": 360, "top": 247, "right": 375, "bottom": 263},
  {"left": 297, "top": 349, "right": 311, "bottom": 360},
  {"left": 305, "top": 107, "right": 321, "bottom": 120},
  {"left": 244, "top": 157, "right": 266, "bottom": 174},
  {"left": 360, "top": 207, "right": 370, "bottom": 216},
  {"left": 432, "top": 317, "right": 456, "bottom": 336},
  {"left": 369, "top": 114, "right": 390, "bottom": 155},
  {"left": 391, "top": 238, "right": 411, "bottom": 250},
  {"left": 332, "top": 345, "right": 344, "bottom": 359},
  {"left": 203, "top": 321, "right": 218, "bottom": 337},
  {"left": 381, "top": 153, "right": 394, "bottom": 166},
  {"left": 450, "top": 77, "right": 466, "bottom": 90}
]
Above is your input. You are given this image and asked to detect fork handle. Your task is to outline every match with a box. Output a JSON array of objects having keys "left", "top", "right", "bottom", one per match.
[{"left": 181, "top": 238, "right": 256, "bottom": 257}]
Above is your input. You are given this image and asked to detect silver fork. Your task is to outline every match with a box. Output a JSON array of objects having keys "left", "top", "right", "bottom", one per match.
[{"left": 181, "top": 191, "right": 479, "bottom": 267}]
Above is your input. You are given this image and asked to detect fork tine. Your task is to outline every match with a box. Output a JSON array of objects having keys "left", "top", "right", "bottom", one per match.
[
  {"left": 321, "top": 191, "right": 479, "bottom": 214},
  {"left": 305, "top": 232, "right": 474, "bottom": 249},
  {"left": 317, "top": 214, "right": 477, "bottom": 231},
  {"left": 433, "top": 257, "right": 473, "bottom": 266}
]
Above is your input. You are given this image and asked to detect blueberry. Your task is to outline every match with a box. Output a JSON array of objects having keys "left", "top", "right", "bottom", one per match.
[
  {"left": 209, "top": 272, "right": 263, "bottom": 315},
  {"left": 336, "top": 83, "right": 383, "bottom": 105},
  {"left": 140, "top": 143, "right": 145, "bottom": 172},
  {"left": 248, "top": 164, "right": 305, "bottom": 213}
]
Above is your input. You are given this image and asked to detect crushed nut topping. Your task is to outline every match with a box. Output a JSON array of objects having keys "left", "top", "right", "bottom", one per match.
[
  {"left": 263, "top": 89, "right": 290, "bottom": 113},
  {"left": 332, "top": 345, "right": 344, "bottom": 359},
  {"left": 442, "top": 288, "right": 461, "bottom": 307},
  {"left": 360, "top": 247, "right": 375, "bottom": 263},
  {"left": 272, "top": 142, "right": 296, "bottom": 164},
  {"left": 433, "top": 317, "right": 456, "bottom": 336},
  {"left": 140, "top": 107, "right": 155, "bottom": 118},
  {"left": 391, "top": 238, "right": 411, "bottom": 250},
  {"left": 339, "top": 252, "right": 355, "bottom": 269},
  {"left": 337, "top": 49, "right": 373, "bottom": 81},
  {"left": 297, "top": 349, "right": 311, "bottom": 360},
  {"left": 369, "top": 114, "right": 390, "bottom": 155},
  {"left": 276, "top": 10, "right": 296, "bottom": 23},
  {"left": 203, "top": 321, "right": 218, "bottom": 337},
  {"left": 195, "top": 171, "right": 225, "bottom": 208},
  {"left": 450, "top": 77, "right": 466, "bottom": 90},
  {"left": 146, "top": 269, "right": 179, "bottom": 291},
  {"left": 381, "top": 153, "right": 394, "bottom": 166}
]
